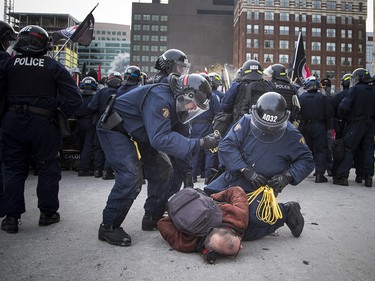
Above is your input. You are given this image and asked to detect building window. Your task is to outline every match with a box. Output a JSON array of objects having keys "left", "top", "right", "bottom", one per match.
[
  {"left": 264, "top": 40, "right": 274, "bottom": 48},
  {"left": 312, "top": 42, "right": 321, "bottom": 51},
  {"left": 254, "top": 11, "right": 259, "bottom": 19},
  {"left": 246, "top": 39, "right": 251, "bottom": 48},
  {"left": 265, "top": 25, "right": 274, "bottom": 34},
  {"left": 280, "top": 0, "right": 289, "bottom": 7},
  {"left": 279, "top": 40, "right": 289, "bottom": 49},
  {"left": 358, "top": 44, "right": 363, "bottom": 52},
  {"left": 160, "top": 36, "right": 167, "bottom": 42},
  {"left": 247, "top": 11, "right": 252, "bottom": 20},
  {"left": 142, "top": 66, "right": 149, "bottom": 72},
  {"left": 151, "top": 35, "right": 158, "bottom": 41},
  {"left": 312, "top": 14, "right": 321, "bottom": 23},
  {"left": 341, "top": 16, "right": 346, "bottom": 24},
  {"left": 326, "top": 56, "right": 335, "bottom": 65},
  {"left": 327, "top": 1, "right": 336, "bottom": 9},
  {"left": 311, "top": 70, "right": 320, "bottom": 78},
  {"left": 348, "top": 16, "right": 353, "bottom": 24},
  {"left": 151, "top": 25, "right": 159, "bottom": 31},
  {"left": 160, "top": 25, "right": 168, "bottom": 32},
  {"left": 341, "top": 29, "right": 346, "bottom": 38},
  {"left": 247, "top": 24, "right": 251, "bottom": 33},
  {"left": 254, "top": 25, "right": 259, "bottom": 34},
  {"left": 359, "top": 2, "right": 363, "bottom": 11},
  {"left": 253, "top": 39, "right": 259, "bottom": 48},
  {"left": 160, "top": 15, "right": 168, "bottom": 21},
  {"left": 133, "top": 45, "right": 141, "bottom": 51},
  {"left": 347, "top": 44, "right": 352, "bottom": 52},
  {"left": 341, "top": 43, "right": 346, "bottom": 52},
  {"left": 265, "top": 0, "right": 274, "bottom": 6},
  {"left": 253, "top": 53, "right": 259, "bottom": 60},
  {"left": 295, "top": 0, "right": 307, "bottom": 7},
  {"left": 312, "top": 0, "right": 321, "bottom": 8},
  {"left": 143, "top": 15, "right": 151, "bottom": 21},
  {"left": 150, "top": 56, "right": 158, "bottom": 62},
  {"left": 142, "top": 35, "right": 150, "bottom": 41},
  {"left": 347, "top": 57, "right": 352, "bottom": 66},
  {"left": 327, "top": 29, "right": 335, "bottom": 38},
  {"left": 347, "top": 2, "right": 353, "bottom": 11},
  {"left": 264, "top": 54, "right": 274, "bottom": 62},
  {"left": 301, "top": 13, "right": 307, "bottom": 22},
  {"left": 134, "top": 14, "right": 141, "bottom": 21},
  {"left": 327, "top": 15, "right": 336, "bottom": 24},
  {"left": 160, "top": 46, "right": 167, "bottom": 52},
  {"left": 348, "top": 30, "right": 352, "bottom": 38},
  {"left": 312, "top": 56, "right": 321, "bottom": 64},
  {"left": 142, "top": 25, "right": 150, "bottom": 31},
  {"left": 326, "top": 71, "right": 335, "bottom": 79},
  {"left": 341, "top": 57, "right": 346, "bottom": 65},
  {"left": 326, "top": 42, "right": 336, "bottom": 51},
  {"left": 133, "top": 55, "right": 140, "bottom": 61},
  {"left": 133, "top": 35, "right": 141, "bottom": 41},
  {"left": 279, "top": 54, "right": 289, "bottom": 63},
  {"left": 312, "top": 28, "right": 321, "bottom": 36},
  {"left": 280, "top": 13, "right": 289, "bottom": 21},
  {"left": 358, "top": 58, "right": 363, "bottom": 65},
  {"left": 358, "top": 30, "right": 363, "bottom": 39},
  {"left": 141, "top": 56, "right": 149, "bottom": 62},
  {"left": 151, "top": 46, "right": 158, "bottom": 52},
  {"left": 151, "top": 15, "right": 159, "bottom": 21},
  {"left": 265, "top": 11, "right": 274, "bottom": 20},
  {"left": 133, "top": 25, "right": 141, "bottom": 31},
  {"left": 280, "top": 26, "right": 289, "bottom": 35},
  {"left": 295, "top": 27, "right": 306, "bottom": 36},
  {"left": 142, "top": 45, "right": 149, "bottom": 51}
]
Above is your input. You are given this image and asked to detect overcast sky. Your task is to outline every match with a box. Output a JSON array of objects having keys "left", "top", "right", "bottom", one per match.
[{"left": 1, "top": 0, "right": 373, "bottom": 31}]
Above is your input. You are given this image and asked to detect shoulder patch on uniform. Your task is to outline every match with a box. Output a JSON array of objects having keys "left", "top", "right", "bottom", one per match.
[
  {"left": 234, "top": 123, "right": 241, "bottom": 131},
  {"left": 162, "top": 108, "right": 170, "bottom": 118},
  {"left": 299, "top": 136, "right": 306, "bottom": 144}
]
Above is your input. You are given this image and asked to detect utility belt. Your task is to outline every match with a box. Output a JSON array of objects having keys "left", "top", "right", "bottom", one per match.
[
  {"left": 99, "top": 95, "right": 141, "bottom": 160},
  {"left": 8, "top": 104, "right": 55, "bottom": 118},
  {"left": 8, "top": 104, "right": 71, "bottom": 137}
]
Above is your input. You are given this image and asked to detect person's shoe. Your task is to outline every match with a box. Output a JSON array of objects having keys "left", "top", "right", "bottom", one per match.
[
  {"left": 142, "top": 216, "right": 158, "bottom": 231},
  {"left": 1, "top": 216, "right": 19, "bottom": 234},
  {"left": 94, "top": 170, "right": 103, "bottom": 178},
  {"left": 78, "top": 170, "right": 94, "bottom": 177},
  {"left": 284, "top": 201, "right": 304, "bottom": 237},
  {"left": 98, "top": 224, "right": 131, "bottom": 246},
  {"left": 315, "top": 175, "right": 328, "bottom": 183},
  {"left": 102, "top": 171, "right": 115, "bottom": 180},
  {"left": 333, "top": 177, "right": 349, "bottom": 186},
  {"left": 364, "top": 176, "right": 373, "bottom": 188},
  {"left": 39, "top": 212, "right": 60, "bottom": 226},
  {"left": 192, "top": 176, "right": 197, "bottom": 183},
  {"left": 355, "top": 175, "right": 363, "bottom": 183}
]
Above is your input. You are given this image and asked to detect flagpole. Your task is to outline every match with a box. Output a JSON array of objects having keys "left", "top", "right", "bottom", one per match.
[{"left": 53, "top": 38, "right": 71, "bottom": 59}]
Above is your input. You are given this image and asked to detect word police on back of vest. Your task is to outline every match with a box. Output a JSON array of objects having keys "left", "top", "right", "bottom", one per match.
[{"left": 14, "top": 57, "right": 45, "bottom": 67}]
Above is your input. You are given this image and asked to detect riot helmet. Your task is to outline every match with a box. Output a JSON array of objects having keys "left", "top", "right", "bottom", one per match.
[
  {"left": 123, "top": 65, "right": 141, "bottom": 85},
  {"left": 154, "top": 49, "right": 190, "bottom": 76},
  {"left": 140, "top": 71, "right": 148, "bottom": 85},
  {"left": 0, "top": 20, "right": 17, "bottom": 51},
  {"left": 200, "top": 73, "right": 213, "bottom": 88},
  {"left": 350, "top": 68, "right": 372, "bottom": 87},
  {"left": 208, "top": 72, "right": 222, "bottom": 89},
  {"left": 263, "top": 64, "right": 289, "bottom": 82},
  {"left": 341, "top": 73, "right": 351, "bottom": 90},
  {"left": 240, "top": 59, "right": 263, "bottom": 81},
  {"left": 106, "top": 71, "right": 123, "bottom": 88},
  {"left": 172, "top": 73, "right": 211, "bottom": 124},
  {"left": 79, "top": 76, "right": 98, "bottom": 91},
  {"left": 303, "top": 76, "right": 320, "bottom": 92},
  {"left": 233, "top": 68, "right": 242, "bottom": 83},
  {"left": 251, "top": 92, "right": 290, "bottom": 143},
  {"left": 13, "top": 25, "right": 51, "bottom": 56}
]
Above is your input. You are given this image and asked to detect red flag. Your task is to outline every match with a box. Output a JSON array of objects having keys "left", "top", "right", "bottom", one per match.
[
  {"left": 289, "top": 31, "right": 310, "bottom": 87},
  {"left": 97, "top": 65, "right": 102, "bottom": 81}
]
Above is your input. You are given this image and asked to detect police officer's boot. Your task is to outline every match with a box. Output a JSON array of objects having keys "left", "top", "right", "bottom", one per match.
[
  {"left": 364, "top": 176, "right": 373, "bottom": 188},
  {"left": 98, "top": 224, "right": 132, "bottom": 246},
  {"left": 39, "top": 212, "right": 60, "bottom": 226},
  {"left": 141, "top": 215, "right": 159, "bottom": 231},
  {"left": 102, "top": 171, "right": 115, "bottom": 180},
  {"left": 355, "top": 175, "right": 363, "bottom": 183},
  {"left": 284, "top": 201, "right": 304, "bottom": 237},
  {"left": 333, "top": 177, "right": 349, "bottom": 186},
  {"left": 1, "top": 216, "right": 19, "bottom": 234},
  {"left": 315, "top": 174, "right": 328, "bottom": 183},
  {"left": 183, "top": 172, "right": 194, "bottom": 188}
]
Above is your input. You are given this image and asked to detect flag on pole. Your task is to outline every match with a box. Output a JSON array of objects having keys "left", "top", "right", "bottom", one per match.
[
  {"left": 97, "top": 65, "right": 102, "bottom": 81},
  {"left": 289, "top": 31, "right": 310, "bottom": 87},
  {"left": 52, "top": 4, "right": 97, "bottom": 47}
]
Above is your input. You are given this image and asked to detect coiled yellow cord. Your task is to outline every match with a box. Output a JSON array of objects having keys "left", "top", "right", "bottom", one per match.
[{"left": 246, "top": 185, "right": 283, "bottom": 225}]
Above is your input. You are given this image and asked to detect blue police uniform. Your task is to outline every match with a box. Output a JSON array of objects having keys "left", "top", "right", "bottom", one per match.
[
  {"left": 298, "top": 90, "right": 334, "bottom": 177},
  {"left": 190, "top": 93, "right": 222, "bottom": 181},
  {"left": 97, "top": 83, "right": 201, "bottom": 227},
  {"left": 0, "top": 54, "right": 82, "bottom": 218},
  {"left": 212, "top": 89, "right": 224, "bottom": 101},
  {"left": 336, "top": 83, "right": 375, "bottom": 182},
  {"left": 117, "top": 84, "right": 140, "bottom": 96},
  {"left": 204, "top": 114, "right": 314, "bottom": 240}
]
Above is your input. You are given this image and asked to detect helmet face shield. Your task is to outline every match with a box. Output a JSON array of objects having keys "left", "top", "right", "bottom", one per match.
[
  {"left": 171, "top": 59, "right": 190, "bottom": 76},
  {"left": 176, "top": 93, "right": 209, "bottom": 124}
]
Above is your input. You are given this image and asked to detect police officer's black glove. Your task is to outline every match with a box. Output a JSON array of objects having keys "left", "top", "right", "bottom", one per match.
[
  {"left": 268, "top": 171, "right": 293, "bottom": 196},
  {"left": 242, "top": 166, "right": 267, "bottom": 188},
  {"left": 200, "top": 132, "right": 221, "bottom": 150}
]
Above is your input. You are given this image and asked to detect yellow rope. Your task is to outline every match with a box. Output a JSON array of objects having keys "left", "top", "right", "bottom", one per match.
[{"left": 246, "top": 185, "right": 283, "bottom": 225}]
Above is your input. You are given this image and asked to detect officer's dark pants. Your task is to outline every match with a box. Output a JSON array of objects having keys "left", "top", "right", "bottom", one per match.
[
  {"left": 97, "top": 127, "right": 171, "bottom": 227},
  {"left": 0, "top": 112, "right": 61, "bottom": 217},
  {"left": 336, "top": 120, "right": 375, "bottom": 178},
  {"left": 76, "top": 118, "right": 96, "bottom": 171},
  {"left": 168, "top": 155, "right": 192, "bottom": 197},
  {"left": 300, "top": 123, "right": 327, "bottom": 176}
]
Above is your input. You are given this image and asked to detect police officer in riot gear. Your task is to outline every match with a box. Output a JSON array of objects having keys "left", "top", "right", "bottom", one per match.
[
  {"left": 0, "top": 20, "right": 17, "bottom": 53},
  {"left": 263, "top": 63, "right": 300, "bottom": 122},
  {"left": 208, "top": 72, "right": 225, "bottom": 101},
  {"left": 334, "top": 68, "right": 375, "bottom": 187},
  {"left": 204, "top": 92, "right": 314, "bottom": 240},
  {"left": 117, "top": 66, "right": 141, "bottom": 96},
  {"left": 221, "top": 59, "right": 274, "bottom": 126},
  {"left": 0, "top": 25, "right": 82, "bottom": 233},
  {"left": 298, "top": 76, "right": 334, "bottom": 183},
  {"left": 96, "top": 73, "right": 220, "bottom": 246}
]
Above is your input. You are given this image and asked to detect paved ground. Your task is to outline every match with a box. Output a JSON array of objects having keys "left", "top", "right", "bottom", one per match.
[{"left": 0, "top": 170, "right": 374, "bottom": 281}]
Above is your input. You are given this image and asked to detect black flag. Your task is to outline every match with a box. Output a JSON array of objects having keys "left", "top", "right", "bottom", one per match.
[{"left": 289, "top": 31, "right": 311, "bottom": 87}]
